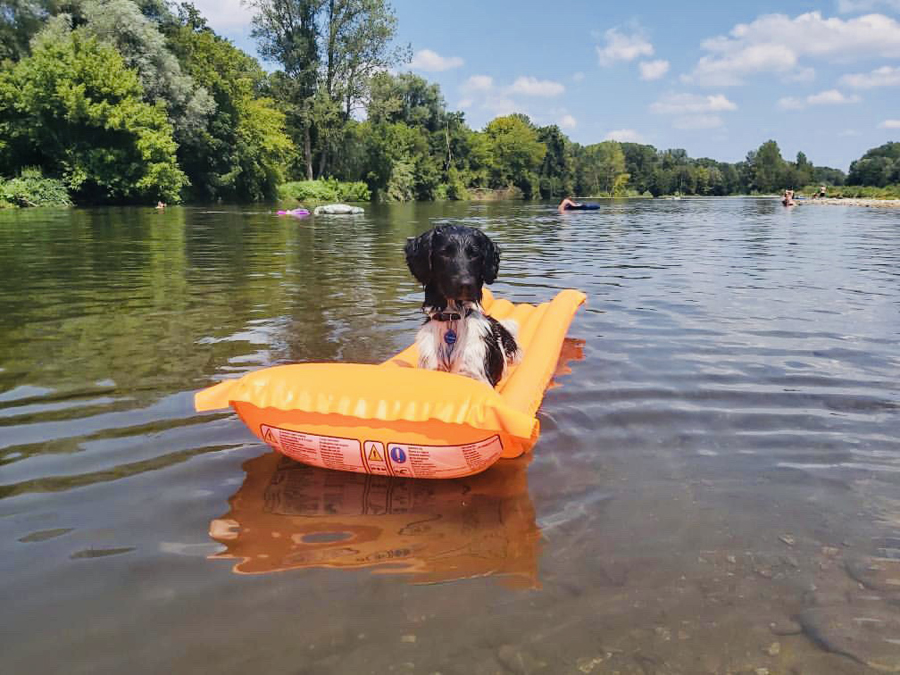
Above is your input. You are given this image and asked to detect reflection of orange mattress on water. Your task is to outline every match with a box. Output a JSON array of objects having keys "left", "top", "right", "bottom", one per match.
[
  {"left": 208, "top": 340, "right": 584, "bottom": 585},
  {"left": 209, "top": 451, "right": 540, "bottom": 587},
  {"left": 195, "top": 289, "right": 586, "bottom": 478}
]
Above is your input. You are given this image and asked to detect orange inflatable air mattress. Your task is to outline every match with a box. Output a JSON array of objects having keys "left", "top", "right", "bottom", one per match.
[{"left": 195, "top": 289, "right": 585, "bottom": 478}]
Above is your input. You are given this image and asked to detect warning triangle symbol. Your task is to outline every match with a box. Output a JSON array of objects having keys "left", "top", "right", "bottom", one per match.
[
  {"left": 263, "top": 427, "right": 277, "bottom": 444},
  {"left": 368, "top": 445, "right": 384, "bottom": 462}
]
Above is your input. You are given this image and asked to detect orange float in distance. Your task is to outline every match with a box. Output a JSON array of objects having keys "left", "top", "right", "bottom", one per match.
[{"left": 195, "top": 289, "right": 586, "bottom": 478}]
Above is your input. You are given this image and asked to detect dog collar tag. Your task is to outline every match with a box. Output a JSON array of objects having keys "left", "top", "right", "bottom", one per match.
[{"left": 444, "top": 329, "right": 457, "bottom": 346}]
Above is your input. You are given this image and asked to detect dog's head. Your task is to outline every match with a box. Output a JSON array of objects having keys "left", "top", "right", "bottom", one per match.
[{"left": 405, "top": 225, "right": 500, "bottom": 304}]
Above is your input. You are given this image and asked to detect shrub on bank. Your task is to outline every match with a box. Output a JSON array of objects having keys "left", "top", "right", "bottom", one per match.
[
  {"left": 278, "top": 178, "right": 371, "bottom": 203},
  {"left": 801, "top": 184, "right": 900, "bottom": 199},
  {"left": 0, "top": 168, "right": 71, "bottom": 207}
]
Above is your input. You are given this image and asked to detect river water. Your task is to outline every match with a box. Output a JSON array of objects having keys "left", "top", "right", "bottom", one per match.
[{"left": 1, "top": 199, "right": 898, "bottom": 674}]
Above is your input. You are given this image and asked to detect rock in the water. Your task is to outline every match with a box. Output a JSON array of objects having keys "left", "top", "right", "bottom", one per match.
[
  {"left": 496, "top": 644, "right": 546, "bottom": 674},
  {"left": 770, "top": 619, "right": 803, "bottom": 636},
  {"left": 799, "top": 606, "right": 900, "bottom": 672},
  {"left": 313, "top": 203, "right": 364, "bottom": 215},
  {"left": 846, "top": 557, "right": 900, "bottom": 593}
]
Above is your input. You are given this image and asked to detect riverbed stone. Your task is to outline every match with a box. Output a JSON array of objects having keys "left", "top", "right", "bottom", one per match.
[
  {"left": 770, "top": 619, "right": 803, "bottom": 636},
  {"left": 496, "top": 645, "right": 546, "bottom": 674},
  {"left": 845, "top": 557, "right": 900, "bottom": 594},
  {"left": 798, "top": 606, "right": 900, "bottom": 672}
]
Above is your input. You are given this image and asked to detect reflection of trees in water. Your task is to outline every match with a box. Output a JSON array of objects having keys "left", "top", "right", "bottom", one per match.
[
  {"left": 209, "top": 452, "right": 540, "bottom": 588},
  {"left": 1, "top": 203, "right": 585, "bottom": 397}
]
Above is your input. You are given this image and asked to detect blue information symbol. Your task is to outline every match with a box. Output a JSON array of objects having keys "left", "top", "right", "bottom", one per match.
[{"left": 390, "top": 446, "right": 407, "bottom": 464}]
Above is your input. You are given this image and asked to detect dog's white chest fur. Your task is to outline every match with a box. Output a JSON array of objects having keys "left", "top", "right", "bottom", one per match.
[
  {"left": 415, "top": 303, "right": 519, "bottom": 386},
  {"left": 416, "top": 309, "right": 493, "bottom": 383}
]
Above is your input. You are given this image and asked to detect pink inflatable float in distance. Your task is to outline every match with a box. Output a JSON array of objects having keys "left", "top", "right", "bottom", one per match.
[{"left": 276, "top": 208, "right": 310, "bottom": 217}]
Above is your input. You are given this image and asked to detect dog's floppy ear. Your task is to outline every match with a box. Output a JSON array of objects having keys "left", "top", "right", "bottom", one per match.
[
  {"left": 405, "top": 229, "right": 434, "bottom": 286},
  {"left": 478, "top": 230, "right": 500, "bottom": 284}
]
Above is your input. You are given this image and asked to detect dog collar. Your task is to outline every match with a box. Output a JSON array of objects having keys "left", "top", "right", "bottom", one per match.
[
  {"left": 428, "top": 307, "right": 474, "bottom": 322},
  {"left": 431, "top": 311, "right": 462, "bottom": 322}
]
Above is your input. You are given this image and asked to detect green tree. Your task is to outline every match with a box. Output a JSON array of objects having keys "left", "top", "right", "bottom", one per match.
[
  {"left": 0, "top": 0, "right": 59, "bottom": 63},
  {"left": 321, "top": 0, "right": 408, "bottom": 116},
  {"left": 620, "top": 142, "right": 658, "bottom": 195},
  {"left": 794, "top": 151, "right": 814, "bottom": 187},
  {"left": 248, "top": 0, "right": 320, "bottom": 179},
  {"left": 748, "top": 140, "right": 786, "bottom": 193},
  {"left": 0, "top": 28, "right": 186, "bottom": 201},
  {"left": 368, "top": 71, "right": 445, "bottom": 131},
  {"left": 848, "top": 142, "right": 900, "bottom": 186},
  {"left": 537, "top": 124, "right": 574, "bottom": 198},
  {"left": 78, "top": 0, "right": 216, "bottom": 143},
  {"left": 484, "top": 114, "right": 546, "bottom": 197},
  {"left": 168, "top": 16, "right": 291, "bottom": 200},
  {"left": 577, "top": 141, "right": 627, "bottom": 196},
  {"left": 247, "top": 0, "right": 405, "bottom": 180}
]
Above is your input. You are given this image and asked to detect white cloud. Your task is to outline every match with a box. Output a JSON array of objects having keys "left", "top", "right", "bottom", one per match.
[
  {"left": 458, "top": 76, "right": 524, "bottom": 118},
  {"left": 507, "top": 76, "right": 565, "bottom": 97},
  {"left": 837, "top": 0, "right": 900, "bottom": 13},
  {"left": 650, "top": 93, "right": 738, "bottom": 115},
  {"left": 559, "top": 114, "right": 578, "bottom": 129},
  {"left": 639, "top": 59, "right": 670, "bottom": 81},
  {"left": 777, "top": 96, "right": 806, "bottom": 110},
  {"left": 604, "top": 129, "right": 645, "bottom": 142},
  {"left": 879, "top": 118, "right": 900, "bottom": 127},
  {"left": 192, "top": 0, "right": 254, "bottom": 30},
  {"left": 784, "top": 67, "right": 817, "bottom": 82},
  {"left": 778, "top": 89, "right": 861, "bottom": 109},
  {"left": 596, "top": 27, "right": 654, "bottom": 66},
  {"left": 840, "top": 64, "right": 900, "bottom": 87},
  {"left": 673, "top": 115, "right": 724, "bottom": 130},
  {"left": 808, "top": 89, "right": 861, "bottom": 104},
  {"left": 483, "top": 97, "right": 519, "bottom": 116},
  {"left": 409, "top": 49, "right": 464, "bottom": 72},
  {"left": 462, "top": 75, "right": 494, "bottom": 92},
  {"left": 572, "top": 71, "right": 585, "bottom": 82},
  {"left": 685, "top": 11, "right": 900, "bottom": 86}
]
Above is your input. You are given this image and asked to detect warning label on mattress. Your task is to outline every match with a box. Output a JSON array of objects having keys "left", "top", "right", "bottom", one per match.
[
  {"left": 385, "top": 436, "right": 503, "bottom": 479},
  {"left": 261, "top": 425, "right": 364, "bottom": 473},
  {"left": 260, "top": 425, "right": 503, "bottom": 478}
]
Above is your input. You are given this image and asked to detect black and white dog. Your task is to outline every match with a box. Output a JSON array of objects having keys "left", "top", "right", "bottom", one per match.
[{"left": 405, "top": 225, "right": 521, "bottom": 387}]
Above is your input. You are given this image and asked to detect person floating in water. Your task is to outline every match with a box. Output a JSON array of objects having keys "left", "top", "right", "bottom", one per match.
[
  {"left": 558, "top": 196, "right": 581, "bottom": 213},
  {"left": 782, "top": 189, "right": 795, "bottom": 207},
  {"left": 156, "top": 201, "right": 167, "bottom": 210}
]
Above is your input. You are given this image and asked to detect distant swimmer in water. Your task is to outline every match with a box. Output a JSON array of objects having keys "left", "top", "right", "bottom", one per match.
[
  {"left": 156, "top": 201, "right": 167, "bottom": 210},
  {"left": 558, "top": 196, "right": 580, "bottom": 213},
  {"left": 782, "top": 189, "right": 795, "bottom": 207}
]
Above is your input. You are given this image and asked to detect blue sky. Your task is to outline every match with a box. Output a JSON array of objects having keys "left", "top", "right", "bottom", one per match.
[{"left": 197, "top": 0, "right": 900, "bottom": 170}]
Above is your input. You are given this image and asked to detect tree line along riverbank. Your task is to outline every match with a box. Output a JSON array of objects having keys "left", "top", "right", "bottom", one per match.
[{"left": 1, "top": 1, "right": 898, "bottom": 208}]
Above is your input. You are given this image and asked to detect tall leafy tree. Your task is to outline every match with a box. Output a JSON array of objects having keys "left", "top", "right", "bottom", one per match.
[
  {"left": 248, "top": 0, "right": 321, "bottom": 179},
  {"left": 748, "top": 140, "right": 786, "bottom": 193},
  {"left": 79, "top": 0, "right": 216, "bottom": 143},
  {"left": 0, "top": 27, "right": 186, "bottom": 201},
  {"left": 484, "top": 114, "right": 546, "bottom": 197},
  {"left": 848, "top": 142, "right": 900, "bottom": 187},
  {"left": 167, "top": 11, "right": 291, "bottom": 200},
  {"left": 247, "top": 0, "right": 405, "bottom": 179},
  {"left": 537, "top": 124, "right": 574, "bottom": 198},
  {"left": 0, "top": 0, "right": 59, "bottom": 62},
  {"left": 577, "top": 141, "right": 628, "bottom": 196}
]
